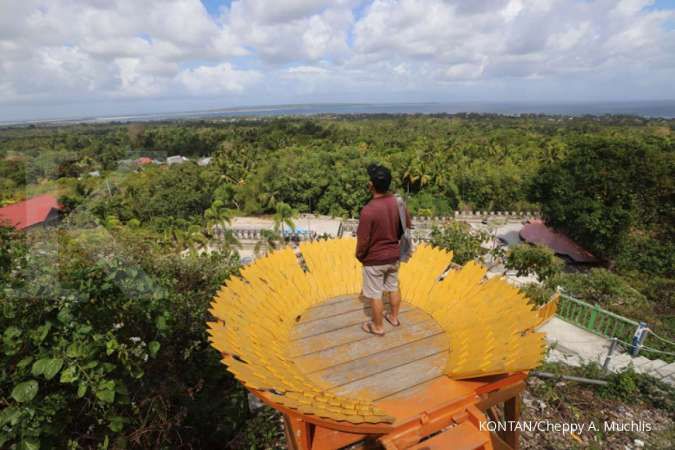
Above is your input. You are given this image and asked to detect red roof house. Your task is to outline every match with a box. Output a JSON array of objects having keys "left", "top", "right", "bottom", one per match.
[
  {"left": 520, "top": 219, "right": 599, "bottom": 264},
  {"left": 0, "top": 194, "right": 63, "bottom": 230},
  {"left": 135, "top": 157, "right": 153, "bottom": 165}
]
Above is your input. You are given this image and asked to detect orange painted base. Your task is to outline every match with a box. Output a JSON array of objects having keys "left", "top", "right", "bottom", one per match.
[{"left": 256, "top": 372, "right": 526, "bottom": 450}]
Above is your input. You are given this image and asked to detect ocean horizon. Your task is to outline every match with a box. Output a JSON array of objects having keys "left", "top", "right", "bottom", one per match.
[{"left": 2, "top": 100, "right": 675, "bottom": 126}]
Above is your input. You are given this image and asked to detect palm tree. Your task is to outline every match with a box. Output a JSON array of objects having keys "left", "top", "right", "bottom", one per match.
[
  {"left": 254, "top": 229, "right": 279, "bottom": 257},
  {"left": 541, "top": 139, "right": 567, "bottom": 165},
  {"left": 204, "top": 199, "right": 240, "bottom": 253},
  {"left": 204, "top": 199, "right": 230, "bottom": 227},
  {"left": 273, "top": 201, "right": 297, "bottom": 239},
  {"left": 403, "top": 158, "right": 429, "bottom": 193},
  {"left": 259, "top": 189, "right": 281, "bottom": 210},
  {"left": 169, "top": 227, "right": 190, "bottom": 255}
]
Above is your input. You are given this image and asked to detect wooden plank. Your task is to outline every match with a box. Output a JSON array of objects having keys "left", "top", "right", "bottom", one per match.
[
  {"left": 311, "top": 294, "right": 355, "bottom": 307},
  {"left": 503, "top": 395, "right": 521, "bottom": 450},
  {"left": 313, "top": 334, "right": 449, "bottom": 387},
  {"left": 375, "top": 377, "right": 481, "bottom": 425},
  {"left": 408, "top": 422, "right": 489, "bottom": 450},
  {"left": 292, "top": 303, "right": 413, "bottom": 339},
  {"left": 298, "top": 296, "right": 366, "bottom": 322},
  {"left": 288, "top": 309, "right": 434, "bottom": 357},
  {"left": 299, "top": 296, "right": 404, "bottom": 323},
  {"left": 328, "top": 352, "right": 448, "bottom": 401},
  {"left": 310, "top": 427, "right": 365, "bottom": 450},
  {"left": 295, "top": 323, "right": 444, "bottom": 373}
]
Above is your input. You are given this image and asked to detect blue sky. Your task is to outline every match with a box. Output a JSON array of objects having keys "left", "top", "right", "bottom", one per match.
[
  {"left": 652, "top": 0, "right": 675, "bottom": 8},
  {"left": 1, "top": 0, "right": 674, "bottom": 121},
  {"left": 200, "top": 0, "right": 230, "bottom": 17}
]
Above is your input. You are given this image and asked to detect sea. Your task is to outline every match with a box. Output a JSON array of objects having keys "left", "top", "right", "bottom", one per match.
[{"left": 2, "top": 101, "right": 675, "bottom": 126}]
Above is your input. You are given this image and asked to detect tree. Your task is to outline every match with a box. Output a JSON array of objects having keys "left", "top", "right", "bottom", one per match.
[
  {"left": 273, "top": 201, "right": 297, "bottom": 237},
  {"left": 429, "top": 222, "right": 489, "bottom": 265},
  {"left": 505, "top": 244, "right": 563, "bottom": 280},
  {"left": 127, "top": 123, "right": 146, "bottom": 148},
  {"left": 120, "top": 164, "right": 216, "bottom": 226},
  {"left": 254, "top": 229, "right": 280, "bottom": 257},
  {"left": 204, "top": 199, "right": 240, "bottom": 252},
  {"left": 548, "top": 269, "right": 653, "bottom": 323},
  {"left": 532, "top": 135, "right": 665, "bottom": 260}
]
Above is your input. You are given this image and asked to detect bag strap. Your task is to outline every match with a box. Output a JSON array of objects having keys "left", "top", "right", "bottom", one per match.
[{"left": 395, "top": 195, "right": 407, "bottom": 234}]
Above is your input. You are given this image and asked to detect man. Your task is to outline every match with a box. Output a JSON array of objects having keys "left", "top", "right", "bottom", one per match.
[{"left": 356, "top": 164, "right": 411, "bottom": 336}]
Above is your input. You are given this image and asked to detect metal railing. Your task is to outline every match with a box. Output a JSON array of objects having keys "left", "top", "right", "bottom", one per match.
[{"left": 556, "top": 293, "right": 639, "bottom": 345}]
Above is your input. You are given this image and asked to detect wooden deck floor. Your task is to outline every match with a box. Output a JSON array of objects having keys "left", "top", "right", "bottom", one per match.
[{"left": 289, "top": 294, "right": 450, "bottom": 402}]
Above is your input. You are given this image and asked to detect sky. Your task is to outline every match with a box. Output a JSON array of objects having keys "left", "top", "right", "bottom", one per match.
[{"left": 1, "top": 0, "right": 675, "bottom": 121}]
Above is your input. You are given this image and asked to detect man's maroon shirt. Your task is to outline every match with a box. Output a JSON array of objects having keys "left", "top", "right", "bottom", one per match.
[{"left": 356, "top": 194, "right": 411, "bottom": 266}]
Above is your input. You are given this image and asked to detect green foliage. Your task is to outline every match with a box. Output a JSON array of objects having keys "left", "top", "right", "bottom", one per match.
[
  {"left": 543, "top": 361, "right": 675, "bottom": 414},
  {"left": 0, "top": 115, "right": 673, "bottom": 448},
  {"left": 273, "top": 201, "right": 297, "bottom": 234},
  {"left": 227, "top": 406, "right": 286, "bottom": 449},
  {"left": 0, "top": 226, "right": 244, "bottom": 449},
  {"left": 519, "top": 283, "right": 556, "bottom": 306},
  {"left": 1, "top": 225, "right": 25, "bottom": 282},
  {"left": 429, "top": 221, "right": 489, "bottom": 265},
  {"left": 601, "top": 368, "right": 639, "bottom": 401},
  {"left": 549, "top": 269, "right": 652, "bottom": 321},
  {"left": 114, "top": 164, "right": 218, "bottom": 226},
  {"left": 506, "top": 244, "right": 563, "bottom": 280},
  {"left": 11, "top": 380, "right": 39, "bottom": 403},
  {"left": 615, "top": 231, "right": 675, "bottom": 278},
  {"left": 592, "top": 365, "right": 675, "bottom": 413},
  {"left": 533, "top": 134, "right": 673, "bottom": 260}
]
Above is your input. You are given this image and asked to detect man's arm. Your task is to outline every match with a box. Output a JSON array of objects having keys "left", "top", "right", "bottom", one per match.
[{"left": 355, "top": 208, "right": 372, "bottom": 262}]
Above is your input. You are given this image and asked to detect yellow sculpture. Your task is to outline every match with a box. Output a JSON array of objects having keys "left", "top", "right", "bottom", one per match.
[{"left": 207, "top": 238, "right": 556, "bottom": 425}]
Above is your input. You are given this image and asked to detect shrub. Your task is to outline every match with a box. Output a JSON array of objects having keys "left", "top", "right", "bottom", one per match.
[
  {"left": 548, "top": 269, "right": 653, "bottom": 322},
  {"left": 429, "top": 221, "right": 489, "bottom": 265},
  {"left": 615, "top": 232, "right": 675, "bottom": 278},
  {"left": 519, "top": 283, "right": 556, "bottom": 306},
  {"left": 598, "top": 367, "right": 674, "bottom": 413},
  {"left": 0, "top": 226, "right": 245, "bottom": 449},
  {"left": 505, "top": 244, "right": 563, "bottom": 280}
]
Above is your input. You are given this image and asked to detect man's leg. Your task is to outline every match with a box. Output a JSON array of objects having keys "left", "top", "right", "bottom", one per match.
[
  {"left": 362, "top": 265, "right": 385, "bottom": 335},
  {"left": 383, "top": 263, "right": 401, "bottom": 326},
  {"left": 388, "top": 288, "right": 401, "bottom": 322},
  {"left": 370, "top": 295, "right": 385, "bottom": 333}
]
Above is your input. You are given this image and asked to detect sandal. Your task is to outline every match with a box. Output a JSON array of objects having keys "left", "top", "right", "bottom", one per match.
[
  {"left": 385, "top": 313, "right": 401, "bottom": 327},
  {"left": 362, "top": 321, "right": 385, "bottom": 337}
]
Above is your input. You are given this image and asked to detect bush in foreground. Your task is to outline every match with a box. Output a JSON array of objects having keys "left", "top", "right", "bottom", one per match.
[{"left": 0, "top": 226, "right": 245, "bottom": 449}]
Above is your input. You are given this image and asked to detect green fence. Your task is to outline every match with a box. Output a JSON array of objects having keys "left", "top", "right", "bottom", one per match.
[{"left": 556, "top": 293, "right": 639, "bottom": 345}]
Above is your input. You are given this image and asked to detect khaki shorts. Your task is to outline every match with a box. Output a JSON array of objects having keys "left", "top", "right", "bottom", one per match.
[{"left": 362, "top": 262, "right": 400, "bottom": 300}]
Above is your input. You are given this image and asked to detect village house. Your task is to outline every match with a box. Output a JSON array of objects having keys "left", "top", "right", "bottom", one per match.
[
  {"left": 197, "top": 157, "right": 213, "bottom": 166},
  {"left": 520, "top": 219, "right": 599, "bottom": 266},
  {"left": 167, "top": 155, "right": 190, "bottom": 165},
  {"left": 135, "top": 156, "right": 153, "bottom": 165},
  {"left": 0, "top": 194, "right": 63, "bottom": 231}
]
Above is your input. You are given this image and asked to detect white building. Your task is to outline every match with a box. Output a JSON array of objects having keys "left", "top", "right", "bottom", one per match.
[{"left": 167, "top": 155, "right": 190, "bottom": 165}]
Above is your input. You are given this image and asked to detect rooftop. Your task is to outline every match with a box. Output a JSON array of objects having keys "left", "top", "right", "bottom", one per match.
[
  {"left": 0, "top": 194, "right": 62, "bottom": 230},
  {"left": 520, "top": 220, "right": 598, "bottom": 264}
]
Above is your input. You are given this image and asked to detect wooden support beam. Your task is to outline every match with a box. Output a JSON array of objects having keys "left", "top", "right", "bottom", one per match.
[
  {"left": 284, "top": 413, "right": 314, "bottom": 450},
  {"left": 502, "top": 396, "right": 521, "bottom": 450}
]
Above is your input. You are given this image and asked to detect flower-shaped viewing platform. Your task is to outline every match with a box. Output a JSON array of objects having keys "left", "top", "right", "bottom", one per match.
[{"left": 208, "top": 239, "right": 557, "bottom": 450}]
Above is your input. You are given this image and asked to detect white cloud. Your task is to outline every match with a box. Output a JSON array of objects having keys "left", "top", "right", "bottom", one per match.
[
  {"left": 444, "top": 61, "right": 487, "bottom": 80},
  {"left": 286, "top": 66, "right": 330, "bottom": 75},
  {"left": 224, "top": 0, "right": 354, "bottom": 63},
  {"left": 0, "top": 0, "right": 673, "bottom": 119},
  {"left": 177, "top": 63, "right": 261, "bottom": 94},
  {"left": 0, "top": 0, "right": 248, "bottom": 102},
  {"left": 228, "top": 0, "right": 337, "bottom": 25},
  {"left": 351, "top": 0, "right": 675, "bottom": 83},
  {"left": 115, "top": 58, "right": 169, "bottom": 97}
]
